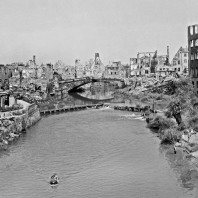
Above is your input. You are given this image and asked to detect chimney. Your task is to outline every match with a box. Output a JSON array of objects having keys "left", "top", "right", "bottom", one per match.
[
  {"left": 75, "top": 59, "right": 80, "bottom": 67},
  {"left": 167, "top": 46, "right": 169, "bottom": 59},
  {"left": 95, "top": 53, "right": 99, "bottom": 59},
  {"left": 95, "top": 53, "right": 100, "bottom": 64},
  {"left": 33, "top": 55, "right": 36, "bottom": 64}
]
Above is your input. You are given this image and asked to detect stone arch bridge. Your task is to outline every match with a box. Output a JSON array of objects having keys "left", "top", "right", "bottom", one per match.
[{"left": 55, "top": 77, "right": 125, "bottom": 96}]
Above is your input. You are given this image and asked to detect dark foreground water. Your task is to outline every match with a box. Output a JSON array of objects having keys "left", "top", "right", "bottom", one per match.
[{"left": 0, "top": 109, "right": 197, "bottom": 198}]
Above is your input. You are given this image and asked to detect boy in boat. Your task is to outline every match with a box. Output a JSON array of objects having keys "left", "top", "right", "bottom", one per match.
[
  {"left": 50, "top": 173, "right": 59, "bottom": 184},
  {"left": 51, "top": 173, "right": 58, "bottom": 179}
]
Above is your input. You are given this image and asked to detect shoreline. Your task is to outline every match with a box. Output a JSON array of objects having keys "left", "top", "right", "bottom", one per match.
[
  {"left": 2, "top": 94, "right": 198, "bottom": 190},
  {"left": 111, "top": 100, "right": 198, "bottom": 189},
  {"left": 0, "top": 100, "right": 41, "bottom": 150},
  {"left": 0, "top": 101, "right": 105, "bottom": 150}
]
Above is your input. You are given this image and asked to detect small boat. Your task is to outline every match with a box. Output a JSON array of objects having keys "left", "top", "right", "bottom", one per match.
[{"left": 50, "top": 174, "right": 59, "bottom": 185}]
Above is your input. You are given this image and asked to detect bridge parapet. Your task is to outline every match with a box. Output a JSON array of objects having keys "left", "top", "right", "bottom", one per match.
[
  {"left": 58, "top": 77, "right": 124, "bottom": 86},
  {"left": 54, "top": 77, "right": 125, "bottom": 98}
]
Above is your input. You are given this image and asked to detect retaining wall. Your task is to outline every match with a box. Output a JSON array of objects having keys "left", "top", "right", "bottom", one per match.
[{"left": 0, "top": 103, "right": 41, "bottom": 149}]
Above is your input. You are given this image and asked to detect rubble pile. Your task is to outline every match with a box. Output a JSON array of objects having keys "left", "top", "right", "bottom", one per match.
[
  {"left": 0, "top": 103, "right": 23, "bottom": 112},
  {"left": 0, "top": 116, "right": 26, "bottom": 149},
  {"left": 0, "top": 103, "right": 41, "bottom": 150},
  {"left": 129, "top": 75, "right": 180, "bottom": 95}
]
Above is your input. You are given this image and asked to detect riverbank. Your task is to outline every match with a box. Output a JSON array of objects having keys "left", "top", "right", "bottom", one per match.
[
  {"left": 2, "top": 94, "right": 198, "bottom": 194},
  {"left": 112, "top": 77, "right": 198, "bottom": 190},
  {"left": 113, "top": 87, "right": 170, "bottom": 111},
  {"left": 3, "top": 77, "right": 198, "bottom": 192},
  {"left": 1, "top": 108, "right": 195, "bottom": 198},
  {"left": 0, "top": 100, "right": 41, "bottom": 149},
  {"left": 111, "top": 103, "right": 198, "bottom": 190},
  {"left": 0, "top": 100, "right": 106, "bottom": 149}
]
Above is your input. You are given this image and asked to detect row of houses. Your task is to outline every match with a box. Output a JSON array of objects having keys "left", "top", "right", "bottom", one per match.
[
  {"left": 0, "top": 46, "right": 189, "bottom": 92},
  {"left": 0, "top": 53, "right": 110, "bottom": 91},
  {"left": 130, "top": 46, "right": 189, "bottom": 78},
  {"left": 0, "top": 56, "right": 54, "bottom": 91},
  {"left": 54, "top": 53, "right": 106, "bottom": 79}
]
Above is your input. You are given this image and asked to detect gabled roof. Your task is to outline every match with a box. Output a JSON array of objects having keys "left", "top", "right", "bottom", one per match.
[
  {"left": 171, "top": 46, "right": 188, "bottom": 63},
  {"left": 179, "top": 46, "right": 188, "bottom": 53}
]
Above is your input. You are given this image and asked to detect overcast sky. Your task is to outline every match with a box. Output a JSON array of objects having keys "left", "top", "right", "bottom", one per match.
[{"left": 0, "top": 0, "right": 197, "bottom": 65}]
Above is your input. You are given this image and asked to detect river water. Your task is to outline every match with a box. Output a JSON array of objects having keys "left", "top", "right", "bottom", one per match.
[
  {"left": 1, "top": 82, "right": 198, "bottom": 197},
  {"left": 0, "top": 109, "right": 197, "bottom": 198}
]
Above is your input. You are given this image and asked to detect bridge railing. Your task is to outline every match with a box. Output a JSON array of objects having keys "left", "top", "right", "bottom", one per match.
[
  {"left": 59, "top": 76, "right": 124, "bottom": 84},
  {"left": 59, "top": 77, "right": 93, "bottom": 84}
]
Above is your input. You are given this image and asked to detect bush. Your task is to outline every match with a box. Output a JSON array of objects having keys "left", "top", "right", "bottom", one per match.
[
  {"left": 164, "top": 110, "right": 172, "bottom": 118},
  {"left": 187, "top": 116, "right": 198, "bottom": 129},
  {"left": 147, "top": 115, "right": 175, "bottom": 132},
  {"left": 136, "top": 104, "right": 141, "bottom": 108},
  {"left": 176, "top": 122, "right": 186, "bottom": 131},
  {"left": 155, "top": 94, "right": 162, "bottom": 100},
  {"left": 160, "top": 129, "right": 173, "bottom": 144},
  {"left": 140, "top": 96, "right": 149, "bottom": 103},
  {"left": 188, "top": 108, "right": 198, "bottom": 117},
  {"left": 131, "top": 93, "right": 144, "bottom": 100},
  {"left": 13, "top": 111, "right": 23, "bottom": 116},
  {"left": 0, "top": 105, "right": 23, "bottom": 112},
  {"left": 160, "top": 128, "right": 182, "bottom": 144}
]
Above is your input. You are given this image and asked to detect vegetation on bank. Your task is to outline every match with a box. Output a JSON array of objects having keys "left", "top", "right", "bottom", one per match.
[
  {"left": 146, "top": 77, "right": 198, "bottom": 144},
  {"left": 114, "top": 76, "right": 198, "bottom": 144},
  {"left": 147, "top": 115, "right": 182, "bottom": 144},
  {"left": 114, "top": 87, "right": 172, "bottom": 111},
  {"left": 0, "top": 103, "right": 23, "bottom": 112}
]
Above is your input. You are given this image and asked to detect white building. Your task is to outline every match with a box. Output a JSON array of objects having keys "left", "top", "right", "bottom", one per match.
[
  {"left": 171, "top": 47, "right": 188, "bottom": 75},
  {"left": 130, "top": 58, "right": 139, "bottom": 76},
  {"left": 75, "top": 59, "right": 86, "bottom": 78}
]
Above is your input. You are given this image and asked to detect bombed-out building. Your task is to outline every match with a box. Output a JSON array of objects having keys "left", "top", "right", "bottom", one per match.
[{"left": 188, "top": 24, "right": 198, "bottom": 93}]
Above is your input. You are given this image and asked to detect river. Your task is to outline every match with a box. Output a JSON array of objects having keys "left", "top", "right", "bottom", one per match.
[
  {"left": 0, "top": 83, "right": 198, "bottom": 197},
  {"left": 0, "top": 109, "right": 197, "bottom": 198}
]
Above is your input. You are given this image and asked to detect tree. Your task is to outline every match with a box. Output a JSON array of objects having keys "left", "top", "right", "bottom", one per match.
[
  {"left": 165, "top": 77, "right": 196, "bottom": 126},
  {"left": 166, "top": 101, "right": 182, "bottom": 125}
]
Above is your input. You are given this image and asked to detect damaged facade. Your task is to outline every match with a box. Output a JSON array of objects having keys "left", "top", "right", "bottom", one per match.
[
  {"left": 188, "top": 24, "right": 198, "bottom": 94},
  {"left": 171, "top": 46, "right": 188, "bottom": 75},
  {"left": 130, "top": 46, "right": 187, "bottom": 79},
  {"left": 130, "top": 51, "right": 157, "bottom": 77}
]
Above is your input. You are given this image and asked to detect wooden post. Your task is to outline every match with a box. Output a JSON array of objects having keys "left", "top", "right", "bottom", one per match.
[
  {"left": 1, "top": 96, "right": 5, "bottom": 108},
  {"left": 14, "top": 96, "right": 17, "bottom": 105},
  {"left": 152, "top": 99, "right": 155, "bottom": 114}
]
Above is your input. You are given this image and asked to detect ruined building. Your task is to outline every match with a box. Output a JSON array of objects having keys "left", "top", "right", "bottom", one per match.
[
  {"left": 171, "top": 46, "right": 188, "bottom": 75},
  {"left": 188, "top": 24, "right": 198, "bottom": 93}
]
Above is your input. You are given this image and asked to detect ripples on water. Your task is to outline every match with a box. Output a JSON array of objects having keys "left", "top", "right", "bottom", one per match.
[{"left": 0, "top": 109, "right": 197, "bottom": 198}]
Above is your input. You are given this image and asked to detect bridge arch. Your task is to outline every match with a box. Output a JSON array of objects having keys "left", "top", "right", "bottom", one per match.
[{"left": 58, "top": 77, "right": 125, "bottom": 93}]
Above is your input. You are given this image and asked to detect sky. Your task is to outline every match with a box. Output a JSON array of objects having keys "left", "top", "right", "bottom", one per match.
[{"left": 0, "top": 0, "right": 197, "bottom": 65}]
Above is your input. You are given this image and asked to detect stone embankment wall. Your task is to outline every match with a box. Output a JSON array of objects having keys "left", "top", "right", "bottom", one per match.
[
  {"left": 25, "top": 103, "right": 41, "bottom": 127},
  {"left": 0, "top": 102, "right": 41, "bottom": 149}
]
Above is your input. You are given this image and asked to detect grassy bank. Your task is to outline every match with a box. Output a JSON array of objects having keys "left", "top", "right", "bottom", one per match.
[
  {"left": 115, "top": 77, "right": 198, "bottom": 145},
  {"left": 113, "top": 88, "right": 170, "bottom": 111}
]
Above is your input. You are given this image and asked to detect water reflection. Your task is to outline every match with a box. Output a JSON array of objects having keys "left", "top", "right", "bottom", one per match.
[
  {"left": 47, "top": 82, "right": 117, "bottom": 109},
  {"left": 77, "top": 82, "right": 115, "bottom": 100}
]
